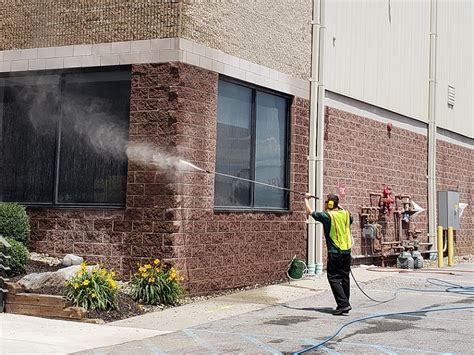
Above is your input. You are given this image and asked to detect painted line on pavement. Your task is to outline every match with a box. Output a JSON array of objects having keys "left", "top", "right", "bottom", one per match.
[
  {"left": 240, "top": 334, "right": 282, "bottom": 354},
  {"left": 182, "top": 328, "right": 219, "bottom": 353},
  {"left": 354, "top": 288, "right": 472, "bottom": 300},
  {"left": 301, "top": 339, "right": 340, "bottom": 354},
  {"left": 143, "top": 338, "right": 165, "bottom": 355},
  {"left": 341, "top": 341, "right": 454, "bottom": 354}
]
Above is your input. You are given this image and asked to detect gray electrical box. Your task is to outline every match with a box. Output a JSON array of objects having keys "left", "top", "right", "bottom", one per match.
[{"left": 438, "top": 191, "right": 460, "bottom": 230}]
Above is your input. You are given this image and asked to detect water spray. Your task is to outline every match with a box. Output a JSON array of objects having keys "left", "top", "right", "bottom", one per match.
[{"left": 179, "top": 159, "right": 319, "bottom": 199}]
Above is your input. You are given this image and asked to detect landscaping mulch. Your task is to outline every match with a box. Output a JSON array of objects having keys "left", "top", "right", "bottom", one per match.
[
  {"left": 29, "top": 286, "right": 146, "bottom": 323},
  {"left": 87, "top": 292, "right": 146, "bottom": 322},
  {"left": 9, "top": 259, "right": 146, "bottom": 322},
  {"left": 18, "top": 286, "right": 148, "bottom": 323}
]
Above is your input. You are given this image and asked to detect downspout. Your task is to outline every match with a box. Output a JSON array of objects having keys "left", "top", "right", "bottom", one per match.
[
  {"left": 308, "top": 0, "right": 325, "bottom": 274},
  {"left": 428, "top": 0, "right": 438, "bottom": 256}
]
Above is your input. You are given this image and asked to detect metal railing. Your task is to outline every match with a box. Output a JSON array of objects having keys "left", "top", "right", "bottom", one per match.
[{"left": 0, "top": 234, "right": 11, "bottom": 312}]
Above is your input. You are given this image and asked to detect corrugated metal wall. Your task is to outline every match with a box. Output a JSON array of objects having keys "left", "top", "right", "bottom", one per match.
[
  {"left": 435, "top": 0, "right": 473, "bottom": 138},
  {"left": 323, "top": 0, "right": 473, "bottom": 138}
]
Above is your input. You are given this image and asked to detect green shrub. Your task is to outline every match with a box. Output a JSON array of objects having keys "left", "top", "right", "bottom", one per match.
[
  {"left": 0, "top": 203, "right": 31, "bottom": 244},
  {"left": 5, "top": 237, "right": 29, "bottom": 277},
  {"left": 130, "top": 259, "right": 184, "bottom": 306},
  {"left": 64, "top": 263, "right": 118, "bottom": 311}
]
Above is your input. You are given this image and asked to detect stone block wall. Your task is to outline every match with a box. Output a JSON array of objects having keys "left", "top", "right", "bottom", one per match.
[
  {"left": 323, "top": 107, "right": 472, "bottom": 258},
  {"left": 29, "top": 62, "right": 310, "bottom": 295},
  {"left": 323, "top": 107, "right": 427, "bottom": 256},
  {"left": 437, "top": 140, "right": 474, "bottom": 255},
  {"left": 24, "top": 69, "right": 473, "bottom": 294}
]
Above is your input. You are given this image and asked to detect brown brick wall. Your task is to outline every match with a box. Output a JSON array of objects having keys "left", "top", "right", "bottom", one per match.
[
  {"left": 25, "top": 70, "right": 472, "bottom": 294},
  {"left": 29, "top": 62, "right": 309, "bottom": 295},
  {"left": 437, "top": 140, "right": 474, "bottom": 255},
  {"left": 0, "top": 0, "right": 180, "bottom": 50},
  {"left": 324, "top": 107, "right": 473, "bottom": 258}
]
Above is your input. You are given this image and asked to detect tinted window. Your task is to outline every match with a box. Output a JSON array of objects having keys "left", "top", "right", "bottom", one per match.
[
  {"left": 215, "top": 79, "right": 290, "bottom": 210},
  {"left": 215, "top": 81, "right": 252, "bottom": 207},
  {"left": 255, "top": 91, "right": 288, "bottom": 208},
  {"left": 0, "top": 75, "right": 60, "bottom": 203},
  {"left": 0, "top": 69, "right": 131, "bottom": 206}
]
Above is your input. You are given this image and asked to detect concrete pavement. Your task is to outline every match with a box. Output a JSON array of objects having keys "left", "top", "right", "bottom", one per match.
[
  {"left": 110, "top": 266, "right": 388, "bottom": 333},
  {"left": 0, "top": 313, "right": 166, "bottom": 354},
  {"left": 1, "top": 264, "right": 473, "bottom": 354}
]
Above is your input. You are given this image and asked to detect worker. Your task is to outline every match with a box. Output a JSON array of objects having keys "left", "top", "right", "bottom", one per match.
[{"left": 304, "top": 193, "right": 353, "bottom": 315}]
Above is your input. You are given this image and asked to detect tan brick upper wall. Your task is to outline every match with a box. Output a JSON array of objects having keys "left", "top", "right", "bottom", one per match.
[
  {"left": 182, "top": 1, "right": 312, "bottom": 80},
  {"left": 0, "top": 0, "right": 180, "bottom": 50},
  {"left": 1, "top": 1, "right": 312, "bottom": 79}
]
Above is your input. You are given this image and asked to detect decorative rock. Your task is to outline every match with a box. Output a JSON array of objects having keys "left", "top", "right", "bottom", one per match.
[
  {"left": 18, "top": 265, "right": 94, "bottom": 291},
  {"left": 62, "top": 254, "right": 84, "bottom": 267},
  {"left": 29, "top": 252, "right": 62, "bottom": 266},
  {"left": 18, "top": 272, "right": 54, "bottom": 291}
]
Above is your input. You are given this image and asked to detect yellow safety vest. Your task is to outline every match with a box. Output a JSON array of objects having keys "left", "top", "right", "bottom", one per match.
[{"left": 328, "top": 209, "right": 352, "bottom": 251}]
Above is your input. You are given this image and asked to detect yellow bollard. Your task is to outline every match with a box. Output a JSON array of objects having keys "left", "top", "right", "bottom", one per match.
[
  {"left": 437, "top": 226, "right": 444, "bottom": 268},
  {"left": 448, "top": 227, "right": 454, "bottom": 266}
]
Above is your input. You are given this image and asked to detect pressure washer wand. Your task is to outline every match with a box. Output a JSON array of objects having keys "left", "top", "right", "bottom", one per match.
[
  {"left": 213, "top": 170, "right": 319, "bottom": 199},
  {"left": 179, "top": 159, "right": 319, "bottom": 199}
]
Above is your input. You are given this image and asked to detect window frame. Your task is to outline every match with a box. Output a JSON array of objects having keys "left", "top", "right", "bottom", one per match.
[
  {"left": 0, "top": 66, "right": 131, "bottom": 209},
  {"left": 214, "top": 76, "right": 292, "bottom": 213}
]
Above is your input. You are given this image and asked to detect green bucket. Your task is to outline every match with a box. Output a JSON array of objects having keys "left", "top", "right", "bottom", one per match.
[{"left": 287, "top": 256, "right": 307, "bottom": 280}]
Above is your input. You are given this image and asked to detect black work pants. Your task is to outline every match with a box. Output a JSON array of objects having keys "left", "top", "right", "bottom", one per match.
[{"left": 327, "top": 253, "right": 351, "bottom": 309}]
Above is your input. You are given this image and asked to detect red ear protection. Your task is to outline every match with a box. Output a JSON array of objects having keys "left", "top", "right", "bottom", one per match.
[{"left": 328, "top": 200, "right": 334, "bottom": 209}]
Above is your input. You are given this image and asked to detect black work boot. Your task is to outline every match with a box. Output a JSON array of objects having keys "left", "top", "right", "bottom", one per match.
[{"left": 332, "top": 305, "right": 352, "bottom": 315}]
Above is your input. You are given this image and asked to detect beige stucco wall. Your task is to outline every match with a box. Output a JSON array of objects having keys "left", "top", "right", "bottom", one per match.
[
  {"left": 181, "top": 1, "right": 312, "bottom": 80},
  {"left": 0, "top": 0, "right": 180, "bottom": 50}
]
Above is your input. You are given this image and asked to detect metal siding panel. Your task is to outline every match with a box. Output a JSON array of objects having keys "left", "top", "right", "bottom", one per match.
[
  {"left": 363, "top": 0, "right": 375, "bottom": 103},
  {"left": 324, "top": 0, "right": 337, "bottom": 92},
  {"left": 325, "top": 0, "right": 430, "bottom": 121},
  {"left": 324, "top": 0, "right": 471, "bottom": 137},
  {"left": 349, "top": 0, "right": 363, "bottom": 97},
  {"left": 436, "top": 0, "right": 473, "bottom": 137}
]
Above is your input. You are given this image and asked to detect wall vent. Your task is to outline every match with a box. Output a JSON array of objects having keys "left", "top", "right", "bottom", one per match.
[{"left": 447, "top": 85, "right": 455, "bottom": 108}]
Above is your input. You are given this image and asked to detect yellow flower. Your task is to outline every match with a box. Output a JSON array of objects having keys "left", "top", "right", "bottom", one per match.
[
  {"left": 154, "top": 267, "right": 160, "bottom": 273},
  {"left": 80, "top": 262, "right": 87, "bottom": 270},
  {"left": 91, "top": 292, "right": 96, "bottom": 298},
  {"left": 108, "top": 280, "right": 117, "bottom": 289},
  {"left": 142, "top": 272, "right": 149, "bottom": 278},
  {"left": 148, "top": 277, "right": 155, "bottom": 283},
  {"left": 77, "top": 271, "right": 83, "bottom": 277},
  {"left": 154, "top": 259, "right": 160, "bottom": 265},
  {"left": 83, "top": 279, "right": 90, "bottom": 286},
  {"left": 145, "top": 264, "right": 152, "bottom": 269},
  {"left": 73, "top": 283, "right": 80, "bottom": 289},
  {"left": 138, "top": 266, "right": 146, "bottom": 273}
]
